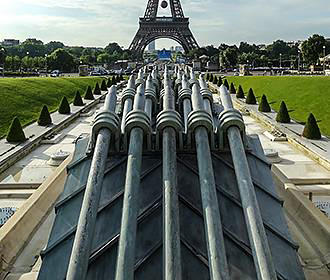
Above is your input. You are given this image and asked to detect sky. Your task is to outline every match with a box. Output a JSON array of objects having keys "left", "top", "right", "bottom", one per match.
[{"left": 1, "top": 0, "right": 330, "bottom": 49}]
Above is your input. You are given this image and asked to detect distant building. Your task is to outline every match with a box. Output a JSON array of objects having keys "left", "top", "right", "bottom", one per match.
[
  {"left": 1, "top": 39, "right": 20, "bottom": 46},
  {"left": 148, "top": 41, "right": 155, "bottom": 52}
]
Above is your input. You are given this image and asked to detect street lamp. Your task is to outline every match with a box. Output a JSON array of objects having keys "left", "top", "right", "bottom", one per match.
[
  {"left": 298, "top": 50, "right": 301, "bottom": 72},
  {"left": 323, "top": 45, "right": 326, "bottom": 73},
  {"left": 0, "top": 48, "right": 5, "bottom": 78},
  {"left": 280, "top": 53, "right": 282, "bottom": 69},
  {"left": 45, "top": 54, "right": 48, "bottom": 77}
]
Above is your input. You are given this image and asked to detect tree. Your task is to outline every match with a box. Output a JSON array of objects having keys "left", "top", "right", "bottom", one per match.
[
  {"left": 58, "top": 96, "right": 71, "bottom": 114},
  {"left": 37, "top": 105, "right": 52, "bottom": 126},
  {"left": 48, "top": 49, "right": 75, "bottom": 72},
  {"left": 84, "top": 86, "right": 94, "bottom": 100},
  {"left": 73, "top": 91, "right": 84, "bottom": 106},
  {"left": 6, "top": 117, "right": 26, "bottom": 143},
  {"left": 213, "top": 75, "right": 218, "bottom": 84},
  {"left": 105, "top": 43, "right": 123, "bottom": 56},
  {"left": 101, "top": 80, "right": 107, "bottom": 91},
  {"left": 217, "top": 77, "right": 223, "bottom": 87},
  {"left": 236, "top": 85, "right": 245, "bottom": 98},
  {"left": 302, "top": 113, "right": 321, "bottom": 139},
  {"left": 97, "top": 53, "right": 111, "bottom": 64},
  {"left": 45, "top": 41, "right": 65, "bottom": 54},
  {"left": 302, "top": 34, "right": 326, "bottom": 65},
  {"left": 0, "top": 48, "right": 6, "bottom": 65},
  {"left": 206, "top": 72, "right": 210, "bottom": 81},
  {"left": 276, "top": 101, "right": 290, "bottom": 123},
  {"left": 246, "top": 88, "right": 257, "bottom": 104},
  {"left": 258, "top": 94, "right": 271, "bottom": 112},
  {"left": 222, "top": 46, "right": 238, "bottom": 67}
]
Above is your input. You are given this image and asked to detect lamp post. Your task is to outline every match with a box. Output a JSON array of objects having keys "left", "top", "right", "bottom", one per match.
[
  {"left": 323, "top": 45, "right": 326, "bottom": 73},
  {"left": 1, "top": 48, "right": 5, "bottom": 78},
  {"left": 45, "top": 54, "right": 48, "bottom": 77},
  {"left": 280, "top": 53, "right": 282, "bottom": 69},
  {"left": 298, "top": 50, "right": 301, "bottom": 72}
]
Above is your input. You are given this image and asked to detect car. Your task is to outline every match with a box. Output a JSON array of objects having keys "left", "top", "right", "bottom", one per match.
[{"left": 50, "top": 70, "right": 61, "bottom": 77}]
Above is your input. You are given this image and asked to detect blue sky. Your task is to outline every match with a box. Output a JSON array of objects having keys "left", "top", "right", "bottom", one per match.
[{"left": 1, "top": 0, "right": 330, "bottom": 49}]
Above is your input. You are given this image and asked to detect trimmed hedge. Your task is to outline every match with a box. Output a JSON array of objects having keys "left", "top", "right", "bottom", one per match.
[
  {"left": 276, "top": 101, "right": 290, "bottom": 123},
  {"left": 93, "top": 82, "right": 101, "bottom": 95},
  {"left": 302, "top": 113, "right": 321, "bottom": 140},
  {"left": 73, "top": 91, "right": 84, "bottom": 106},
  {"left": 258, "top": 94, "right": 271, "bottom": 112},
  {"left": 236, "top": 85, "right": 245, "bottom": 98},
  {"left": 84, "top": 86, "right": 94, "bottom": 100},
  {"left": 246, "top": 88, "right": 257, "bottom": 104},
  {"left": 58, "top": 96, "right": 71, "bottom": 114},
  {"left": 101, "top": 80, "right": 107, "bottom": 91},
  {"left": 6, "top": 117, "right": 26, "bottom": 143},
  {"left": 38, "top": 105, "right": 52, "bottom": 126}
]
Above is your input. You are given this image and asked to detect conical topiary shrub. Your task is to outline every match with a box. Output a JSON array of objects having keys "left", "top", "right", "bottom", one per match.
[
  {"left": 210, "top": 74, "right": 214, "bottom": 83},
  {"left": 6, "top": 117, "right": 26, "bottom": 143},
  {"left": 276, "top": 101, "right": 290, "bottom": 123},
  {"left": 236, "top": 85, "right": 245, "bottom": 98},
  {"left": 84, "top": 86, "right": 94, "bottom": 100},
  {"left": 213, "top": 76, "right": 218, "bottom": 85},
  {"left": 245, "top": 88, "right": 257, "bottom": 104},
  {"left": 258, "top": 94, "right": 271, "bottom": 112},
  {"left": 107, "top": 78, "right": 112, "bottom": 88},
  {"left": 206, "top": 73, "right": 210, "bottom": 81},
  {"left": 38, "top": 105, "right": 52, "bottom": 126},
  {"left": 223, "top": 79, "right": 229, "bottom": 89},
  {"left": 217, "top": 77, "right": 223, "bottom": 87},
  {"left": 93, "top": 82, "right": 101, "bottom": 95},
  {"left": 120, "top": 74, "right": 124, "bottom": 81},
  {"left": 73, "top": 91, "right": 84, "bottom": 106},
  {"left": 58, "top": 96, "right": 71, "bottom": 114},
  {"left": 302, "top": 113, "right": 321, "bottom": 140},
  {"left": 116, "top": 75, "right": 121, "bottom": 83},
  {"left": 230, "top": 83, "right": 236, "bottom": 94},
  {"left": 101, "top": 79, "right": 107, "bottom": 91},
  {"left": 112, "top": 76, "right": 117, "bottom": 85}
]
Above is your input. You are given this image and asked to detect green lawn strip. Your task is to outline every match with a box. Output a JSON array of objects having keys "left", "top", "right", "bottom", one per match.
[
  {"left": 0, "top": 77, "right": 104, "bottom": 138},
  {"left": 225, "top": 76, "right": 330, "bottom": 136}
]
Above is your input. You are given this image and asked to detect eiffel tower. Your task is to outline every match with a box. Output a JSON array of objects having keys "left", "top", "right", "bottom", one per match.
[{"left": 129, "top": 0, "right": 199, "bottom": 54}]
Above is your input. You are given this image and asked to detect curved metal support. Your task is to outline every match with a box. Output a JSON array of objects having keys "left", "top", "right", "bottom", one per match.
[
  {"left": 66, "top": 87, "right": 118, "bottom": 280},
  {"left": 178, "top": 74, "right": 192, "bottom": 133},
  {"left": 219, "top": 85, "right": 277, "bottom": 280},
  {"left": 187, "top": 84, "right": 230, "bottom": 280}
]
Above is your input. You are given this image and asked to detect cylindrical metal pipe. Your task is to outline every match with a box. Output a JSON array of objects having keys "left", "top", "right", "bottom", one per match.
[
  {"left": 115, "top": 127, "right": 144, "bottom": 280},
  {"left": 227, "top": 128, "right": 277, "bottom": 280},
  {"left": 220, "top": 85, "right": 277, "bottom": 279},
  {"left": 145, "top": 98, "right": 153, "bottom": 120},
  {"left": 115, "top": 84, "right": 146, "bottom": 280},
  {"left": 66, "top": 90, "right": 117, "bottom": 280},
  {"left": 190, "top": 84, "right": 229, "bottom": 280},
  {"left": 163, "top": 127, "right": 182, "bottom": 280},
  {"left": 194, "top": 127, "right": 229, "bottom": 280}
]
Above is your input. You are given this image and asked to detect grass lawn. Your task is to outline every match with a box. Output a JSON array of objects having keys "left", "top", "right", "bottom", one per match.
[
  {"left": 0, "top": 77, "right": 106, "bottom": 138},
  {"left": 225, "top": 76, "right": 330, "bottom": 136}
]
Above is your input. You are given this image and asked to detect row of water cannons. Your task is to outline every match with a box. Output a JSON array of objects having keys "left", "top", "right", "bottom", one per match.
[
  {"left": 66, "top": 65, "right": 278, "bottom": 280},
  {"left": 88, "top": 63, "right": 247, "bottom": 153}
]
